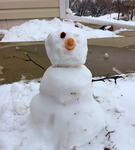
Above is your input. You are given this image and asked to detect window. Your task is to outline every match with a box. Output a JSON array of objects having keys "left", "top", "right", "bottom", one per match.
[
  {"left": 59, "top": 0, "right": 100, "bottom": 24},
  {"left": 59, "top": 0, "right": 135, "bottom": 29}
]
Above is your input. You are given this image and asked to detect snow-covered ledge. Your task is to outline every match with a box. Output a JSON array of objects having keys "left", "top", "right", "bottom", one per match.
[{"left": 59, "top": 0, "right": 135, "bottom": 29}]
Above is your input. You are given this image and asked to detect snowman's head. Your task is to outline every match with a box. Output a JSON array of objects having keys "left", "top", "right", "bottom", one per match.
[{"left": 45, "top": 29, "right": 88, "bottom": 67}]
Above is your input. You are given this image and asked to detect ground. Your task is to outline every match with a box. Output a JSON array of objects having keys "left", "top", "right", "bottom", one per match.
[{"left": 0, "top": 30, "right": 135, "bottom": 85}]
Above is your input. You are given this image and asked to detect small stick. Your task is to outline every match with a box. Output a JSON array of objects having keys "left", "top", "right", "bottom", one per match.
[
  {"left": 13, "top": 52, "right": 46, "bottom": 71},
  {"left": 13, "top": 56, "right": 26, "bottom": 61},
  {"left": 72, "top": 146, "right": 76, "bottom": 150},
  {"left": 105, "top": 131, "right": 115, "bottom": 137},
  {"left": 104, "top": 148, "right": 111, "bottom": 150},
  {"left": 92, "top": 74, "right": 123, "bottom": 84}
]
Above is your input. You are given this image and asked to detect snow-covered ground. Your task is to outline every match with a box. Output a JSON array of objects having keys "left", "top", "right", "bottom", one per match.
[
  {"left": 0, "top": 13, "right": 135, "bottom": 42},
  {"left": 0, "top": 73, "right": 135, "bottom": 150}
]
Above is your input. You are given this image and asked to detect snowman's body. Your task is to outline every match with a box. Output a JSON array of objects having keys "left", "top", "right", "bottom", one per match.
[{"left": 30, "top": 29, "right": 104, "bottom": 149}]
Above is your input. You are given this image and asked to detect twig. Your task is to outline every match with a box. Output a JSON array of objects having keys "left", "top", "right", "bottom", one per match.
[
  {"left": 105, "top": 130, "right": 115, "bottom": 141},
  {"left": 112, "top": 144, "right": 116, "bottom": 149},
  {"left": 13, "top": 52, "right": 46, "bottom": 71},
  {"left": 104, "top": 148, "right": 111, "bottom": 150},
  {"left": 105, "top": 131, "right": 115, "bottom": 137},
  {"left": 92, "top": 74, "right": 123, "bottom": 84},
  {"left": 72, "top": 146, "right": 76, "bottom": 150}
]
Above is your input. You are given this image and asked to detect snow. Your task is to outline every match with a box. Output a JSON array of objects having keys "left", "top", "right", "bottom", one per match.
[
  {"left": 88, "top": 13, "right": 135, "bottom": 26},
  {"left": 0, "top": 17, "right": 120, "bottom": 42},
  {"left": 1, "top": 13, "right": 135, "bottom": 42},
  {"left": 0, "top": 74, "right": 135, "bottom": 150},
  {"left": 29, "top": 30, "right": 104, "bottom": 149},
  {"left": 45, "top": 29, "right": 88, "bottom": 67},
  {"left": 0, "top": 13, "right": 134, "bottom": 42},
  {"left": 30, "top": 65, "right": 104, "bottom": 149},
  {"left": 0, "top": 13, "right": 135, "bottom": 150}
]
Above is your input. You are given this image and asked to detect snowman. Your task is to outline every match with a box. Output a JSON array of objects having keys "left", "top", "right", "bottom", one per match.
[{"left": 30, "top": 29, "right": 104, "bottom": 150}]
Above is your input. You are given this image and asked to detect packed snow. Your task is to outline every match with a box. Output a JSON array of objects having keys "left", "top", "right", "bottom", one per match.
[
  {"left": 0, "top": 13, "right": 134, "bottom": 42},
  {"left": 1, "top": 73, "right": 135, "bottom": 150}
]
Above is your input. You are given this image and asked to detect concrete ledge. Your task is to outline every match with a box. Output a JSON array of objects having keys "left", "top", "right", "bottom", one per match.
[
  {"left": 0, "top": 41, "right": 44, "bottom": 49},
  {"left": 0, "top": 34, "right": 4, "bottom": 41}
]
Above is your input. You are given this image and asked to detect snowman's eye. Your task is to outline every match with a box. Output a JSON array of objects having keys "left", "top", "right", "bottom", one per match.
[{"left": 60, "top": 32, "right": 66, "bottom": 38}]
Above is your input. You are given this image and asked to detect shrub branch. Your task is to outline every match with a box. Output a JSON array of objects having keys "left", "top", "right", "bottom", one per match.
[{"left": 13, "top": 52, "right": 46, "bottom": 71}]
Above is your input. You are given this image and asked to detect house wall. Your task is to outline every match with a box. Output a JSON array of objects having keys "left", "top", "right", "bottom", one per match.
[
  {"left": 0, "top": 0, "right": 60, "bottom": 20},
  {"left": 0, "top": 0, "right": 60, "bottom": 30}
]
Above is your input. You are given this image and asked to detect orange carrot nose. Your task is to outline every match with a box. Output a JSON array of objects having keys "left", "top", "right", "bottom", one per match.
[{"left": 65, "top": 38, "right": 75, "bottom": 50}]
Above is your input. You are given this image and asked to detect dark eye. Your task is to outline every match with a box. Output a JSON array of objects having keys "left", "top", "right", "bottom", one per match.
[{"left": 60, "top": 32, "right": 66, "bottom": 38}]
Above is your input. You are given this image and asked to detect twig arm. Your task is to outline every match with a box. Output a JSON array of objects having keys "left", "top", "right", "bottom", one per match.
[
  {"left": 13, "top": 52, "right": 46, "bottom": 71},
  {"left": 92, "top": 75, "right": 123, "bottom": 84},
  {"left": 25, "top": 52, "right": 46, "bottom": 71}
]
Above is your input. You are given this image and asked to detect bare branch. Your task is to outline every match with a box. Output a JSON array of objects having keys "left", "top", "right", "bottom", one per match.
[
  {"left": 13, "top": 52, "right": 46, "bottom": 71},
  {"left": 92, "top": 74, "right": 123, "bottom": 84},
  {"left": 105, "top": 130, "right": 115, "bottom": 137}
]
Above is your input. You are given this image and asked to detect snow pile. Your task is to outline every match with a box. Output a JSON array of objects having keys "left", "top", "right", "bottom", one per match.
[
  {"left": 0, "top": 30, "right": 8, "bottom": 35},
  {"left": 1, "top": 12, "right": 135, "bottom": 42},
  {"left": 0, "top": 17, "right": 121, "bottom": 42},
  {"left": 0, "top": 73, "right": 135, "bottom": 150}
]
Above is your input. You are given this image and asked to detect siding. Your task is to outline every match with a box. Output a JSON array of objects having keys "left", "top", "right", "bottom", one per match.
[{"left": 0, "top": 0, "right": 60, "bottom": 20}]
